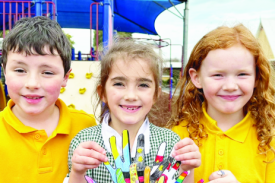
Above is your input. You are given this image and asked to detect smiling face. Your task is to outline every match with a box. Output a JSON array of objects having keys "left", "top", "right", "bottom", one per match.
[
  {"left": 102, "top": 58, "right": 157, "bottom": 130},
  {"left": 4, "top": 48, "right": 70, "bottom": 117},
  {"left": 189, "top": 44, "right": 256, "bottom": 118}
]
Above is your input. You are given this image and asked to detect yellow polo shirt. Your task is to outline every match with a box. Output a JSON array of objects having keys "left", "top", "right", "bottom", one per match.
[
  {"left": 172, "top": 106, "right": 275, "bottom": 183},
  {"left": 0, "top": 98, "right": 96, "bottom": 183}
]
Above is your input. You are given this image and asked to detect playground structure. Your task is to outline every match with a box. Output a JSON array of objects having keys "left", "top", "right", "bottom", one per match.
[{"left": 0, "top": 0, "right": 189, "bottom": 122}]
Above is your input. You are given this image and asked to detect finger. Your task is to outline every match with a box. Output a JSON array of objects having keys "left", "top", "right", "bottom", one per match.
[
  {"left": 209, "top": 170, "right": 227, "bottom": 181},
  {"left": 174, "top": 138, "right": 195, "bottom": 150},
  {"left": 144, "top": 166, "right": 151, "bottom": 183},
  {"left": 174, "top": 151, "right": 201, "bottom": 162},
  {"left": 157, "top": 176, "right": 165, "bottom": 183},
  {"left": 134, "top": 134, "right": 145, "bottom": 170},
  {"left": 173, "top": 144, "right": 199, "bottom": 157},
  {"left": 154, "top": 142, "right": 166, "bottom": 163},
  {"left": 110, "top": 136, "right": 124, "bottom": 170},
  {"left": 151, "top": 142, "right": 166, "bottom": 174},
  {"left": 208, "top": 178, "right": 224, "bottom": 183},
  {"left": 74, "top": 148, "right": 108, "bottom": 163},
  {"left": 175, "top": 171, "right": 189, "bottom": 183},
  {"left": 110, "top": 136, "right": 120, "bottom": 160},
  {"left": 116, "top": 168, "right": 126, "bottom": 183},
  {"left": 80, "top": 141, "right": 106, "bottom": 154},
  {"left": 130, "top": 163, "right": 139, "bottom": 183},
  {"left": 122, "top": 130, "right": 131, "bottom": 168},
  {"left": 180, "top": 159, "right": 201, "bottom": 167},
  {"left": 150, "top": 158, "right": 170, "bottom": 181},
  {"left": 170, "top": 161, "right": 181, "bottom": 174},
  {"left": 85, "top": 175, "right": 97, "bottom": 183},
  {"left": 104, "top": 161, "right": 117, "bottom": 182},
  {"left": 159, "top": 161, "right": 181, "bottom": 180},
  {"left": 72, "top": 153, "right": 103, "bottom": 166},
  {"left": 72, "top": 163, "right": 100, "bottom": 171}
]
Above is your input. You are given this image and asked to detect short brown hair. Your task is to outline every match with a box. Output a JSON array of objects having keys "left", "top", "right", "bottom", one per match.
[{"left": 2, "top": 16, "right": 71, "bottom": 75}]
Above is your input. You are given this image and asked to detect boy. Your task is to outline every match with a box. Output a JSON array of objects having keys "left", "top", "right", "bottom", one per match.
[{"left": 0, "top": 16, "right": 96, "bottom": 183}]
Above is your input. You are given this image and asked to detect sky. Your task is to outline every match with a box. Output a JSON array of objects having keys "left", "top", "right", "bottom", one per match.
[{"left": 63, "top": 0, "right": 275, "bottom": 61}]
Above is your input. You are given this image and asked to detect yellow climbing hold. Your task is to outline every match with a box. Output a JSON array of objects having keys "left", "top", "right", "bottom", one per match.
[
  {"left": 60, "top": 87, "right": 65, "bottom": 93},
  {"left": 138, "top": 156, "right": 143, "bottom": 162},
  {"left": 79, "top": 88, "right": 86, "bottom": 94},
  {"left": 68, "top": 104, "right": 75, "bottom": 109},
  {"left": 137, "top": 148, "right": 143, "bottom": 153},
  {"left": 86, "top": 73, "right": 93, "bottom": 79},
  {"left": 69, "top": 73, "right": 75, "bottom": 79}
]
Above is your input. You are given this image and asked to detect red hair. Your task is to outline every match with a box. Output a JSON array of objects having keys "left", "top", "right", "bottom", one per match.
[{"left": 167, "top": 24, "right": 275, "bottom": 160}]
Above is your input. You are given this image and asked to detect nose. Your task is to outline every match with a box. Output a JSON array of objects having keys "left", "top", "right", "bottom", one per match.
[
  {"left": 124, "top": 87, "right": 138, "bottom": 101},
  {"left": 222, "top": 77, "right": 238, "bottom": 91},
  {"left": 25, "top": 74, "right": 40, "bottom": 90}
]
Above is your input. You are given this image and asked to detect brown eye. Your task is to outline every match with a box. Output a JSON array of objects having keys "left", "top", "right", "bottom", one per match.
[
  {"left": 15, "top": 69, "right": 25, "bottom": 73},
  {"left": 140, "top": 83, "right": 149, "bottom": 88},
  {"left": 113, "top": 82, "right": 124, "bottom": 86},
  {"left": 43, "top": 71, "right": 54, "bottom": 75}
]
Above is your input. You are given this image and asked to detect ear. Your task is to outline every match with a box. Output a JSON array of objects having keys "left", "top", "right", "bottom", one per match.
[
  {"left": 97, "top": 84, "right": 107, "bottom": 103},
  {"left": 1, "top": 64, "right": 6, "bottom": 84},
  {"left": 61, "top": 68, "right": 72, "bottom": 87},
  {"left": 189, "top": 68, "right": 202, "bottom": 89}
]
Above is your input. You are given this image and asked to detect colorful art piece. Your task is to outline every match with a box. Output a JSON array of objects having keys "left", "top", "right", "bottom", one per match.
[{"left": 84, "top": 130, "right": 204, "bottom": 183}]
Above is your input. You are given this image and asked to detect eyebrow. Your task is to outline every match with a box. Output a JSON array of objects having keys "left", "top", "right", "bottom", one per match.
[
  {"left": 12, "top": 61, "right": 27, "bottom": 65},
  {"left": 11, "top": 61, "right": 54, "bottom": 69},
  {"left": 111, "top": 77, "right": 153, "bottom": 83}
]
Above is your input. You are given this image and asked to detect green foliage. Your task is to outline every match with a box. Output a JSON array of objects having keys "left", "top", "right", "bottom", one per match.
[
  {"left": 0, "top": 30, "right": 9, "bottom": 38},
  {"left": 64, "top": 32, "right": 75, "bottom": 48},
  {"left": 162, "top": 68, "right": 181, "bottom": 87}
]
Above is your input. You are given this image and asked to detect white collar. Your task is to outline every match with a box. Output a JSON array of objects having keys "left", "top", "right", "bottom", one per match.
[{"left": 101, "top": 113, "right": 150, "bottom": 157}]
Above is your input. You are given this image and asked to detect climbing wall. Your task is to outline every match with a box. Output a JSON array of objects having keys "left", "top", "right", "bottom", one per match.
[{"left": 58, "top": 61, "right": 101, "bottom": 123}]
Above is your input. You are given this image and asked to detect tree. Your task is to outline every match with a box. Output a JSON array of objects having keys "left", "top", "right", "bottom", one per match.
[
  {"left": 63, "top": 32, "right": 75, "bottom": 48},
  {"left": 92, "top": 30, "right": 132, "bottom": 49},
  {"left": 0, "top": 30, "right": 9, "bottom": 38}
]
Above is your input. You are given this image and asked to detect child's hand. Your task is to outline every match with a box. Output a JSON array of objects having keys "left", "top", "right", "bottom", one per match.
[
  {"left": 172, "top": 138, "right": 201, "bottom": 171},
  {"left": 208, "top": 170, "right": 240, "bottom": 183},
  {"left": 71, "top": 141, "right": 108, "bottom": 175}
]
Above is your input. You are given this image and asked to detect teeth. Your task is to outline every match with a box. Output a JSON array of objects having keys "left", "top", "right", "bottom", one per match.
[
  {"left": 122, "top": 106, "right": 138, "bottom": 110},
  {"left": 26, "top": 96, "right": 40, "bottom": 99}
]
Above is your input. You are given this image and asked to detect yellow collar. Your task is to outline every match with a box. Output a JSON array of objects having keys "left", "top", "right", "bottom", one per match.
[
  {"left": 3, "top": 98, "right": 71, "bottom": 135},
  {"left": 202, "top": 103, "right": 254, "bottom": 143}
]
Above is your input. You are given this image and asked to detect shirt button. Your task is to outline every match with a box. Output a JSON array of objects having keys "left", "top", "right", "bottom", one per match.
[
  {"left": 218, "top": 150, "right": 224, "bottom": 155},
  {"left": 43, "top": 148, "right": 47, "bottom": 155},
  {"left": 220, "top": 134, "right": 225, "bottom": 139},
  {"left": 218, "top": 163, "right": 223, "bottom": 169},
  {"left": 34, "top": 134, "right": 41, "bottom": 140}
]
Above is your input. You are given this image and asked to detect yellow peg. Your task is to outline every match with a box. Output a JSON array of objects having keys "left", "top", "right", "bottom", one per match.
[{"left": 144, "top": 166, "right": 151, "bottom": 183}]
